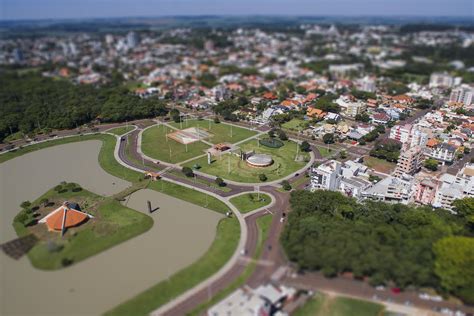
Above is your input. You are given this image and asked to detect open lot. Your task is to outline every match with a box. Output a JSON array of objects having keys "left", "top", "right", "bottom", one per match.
[
  {"left": 141, "top": 124, "right": 210, "bottom": 163},
  {"left": 363, "top": 156, "right": 397, "bottom": 174},
  {"left": 293, "top": 293, "right": 384, "bottom": 316},
  {"left": 281, "top": 118, "right": 308, "bottom": 132},
  {"left": 169, "top": 119, "right": 258, "bottom": 144},
  {"left": 185, "top": 139, "right": 310, "bottom": 183}
]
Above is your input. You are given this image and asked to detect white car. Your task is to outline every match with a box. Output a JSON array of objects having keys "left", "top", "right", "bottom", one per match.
[
  {"left": 430, "top": 295, "right": 443, "bottom": 302},
  {"left": 419, "top": 293, "right": 431, "bottom": 300}
]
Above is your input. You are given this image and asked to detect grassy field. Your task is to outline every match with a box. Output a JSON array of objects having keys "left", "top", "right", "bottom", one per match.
[
  {"left": 105, "top": 216, "right": 240, "bottom": 316},
  {"left": 141, "top": 124, "right": 210, "bottom": 163},
  {"left": 187, "top": 214, "right": 273, "bottom": 316},
  {"left": 169, "top": 119, "right": 257, "bottom": 144},
  {"left": 293, "top": 293, "right": 384, "bottom": 316},
  {"left": 185, "top": 139, "right": 310, "bottom": 183},
  {"left": 363, "top": 156, "right": 396, "bottom": 174},
  {"left": 13, "top": 184, "right": 152, "bottom": 270},
  {"left": 282, "top": 118, "right": 308, "bottom": 131},
  {"left": 106, "top": 126, "right": 135, "bottom": 136},
  {"left": 229, "top": 193, "right": 272, "bottom": 213}
]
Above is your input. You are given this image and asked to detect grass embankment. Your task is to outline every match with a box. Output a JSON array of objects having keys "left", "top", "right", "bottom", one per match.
[
  {"left": 105, "top": 216, "right": 240, "bottom": 316},
  {"left": 106, "top": 126, "right": 134, "bottom": 136},
  {"left": 229, "top": 193, "right": 272, "bottom": 213},
  {"left": 13, "top": 184, "right": 152, "bottom": 270},
  {"left": 316, "top": 146, "right": 332, "bottom": 158},
  {"left": 187, "top": 214, "right": 273, "bottom": 316},
  {"left": 293, "top": 293, "right": 385, "bottom": 316},
  {"left": 141, "top": 124, "right": 210, "bottom": 163},
  {"left": 169, "top": 119, "right": 257, "bottom": 144},
  {"left": 185, "top": 139, "right": 309, "bottom": 183}
]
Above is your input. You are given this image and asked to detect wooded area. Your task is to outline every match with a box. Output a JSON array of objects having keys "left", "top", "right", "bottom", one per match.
[
  {"left": 0, "top": 72, "right": 168, "bottom": 142},
  {"left": 281, "top": 190, "right": 474, "bottom": 304}
]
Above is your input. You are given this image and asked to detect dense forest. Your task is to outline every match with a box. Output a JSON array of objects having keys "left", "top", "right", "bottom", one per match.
[
  {"left": 0, "top": 72, "right": 168, "bottom": 142},
  {"left": 281, "top": 190, "right": 474, "bottom": 304}
]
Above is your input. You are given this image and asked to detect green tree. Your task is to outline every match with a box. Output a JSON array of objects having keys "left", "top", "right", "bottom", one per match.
[
  {"left": 215, "top": 177, "right": 226, "bottom": 187},
  {"left": 452, "top": 198, "right": 474, "bottom": 217},
  {"left": 259, "top": 174, "right": 267, "bottom": 182},
  {"left": 281, "top": 180, "right": 292, "bottom": 191},
  {"left": 182, "top": 166, "right": 194, "bottom": 177},
  {"left": 170, "top": 109, "right": 181, "bottom": 123},
  {"left": 20, "top": 201, "right": 31, "bottom": 209},
  {"left": 424, "top": 158, "right": 438, "bottom": 171},
  {"left": 300, "top": 141, "right": 311, "bottom": 152},
  {"left": 433, "top": 236, "right": 474, "bottom": 304},
  {"left": 278, "top": 129, "right": 288, "bottom": 141},
  {"left": 322, "top": 133, "right": 335, "bottom": 144}
]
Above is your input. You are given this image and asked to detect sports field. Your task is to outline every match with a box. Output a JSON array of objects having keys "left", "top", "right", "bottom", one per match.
[
  {"left": 169, "top": 119, "right": 257, "bottom": 144},
  {"left": 184, "top": 139, "right": 310, "bottom": 183},
  {"left": 141, "top": 124, "right": 210, "bottom": 163}
]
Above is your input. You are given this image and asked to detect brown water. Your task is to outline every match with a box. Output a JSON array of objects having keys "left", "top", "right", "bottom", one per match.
[{"left": 0, "top": 141, "right": 222, "bottom": 315}]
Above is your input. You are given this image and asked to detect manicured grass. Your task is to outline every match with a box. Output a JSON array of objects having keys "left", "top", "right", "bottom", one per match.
[
  {"left": 13, "top": 185, "right": 152, "bottom": 270},
  {"left": 291, "top": 175, "right": 310, "bottom": 189},
  {"left": 106, "top": 126, "right": 134, "bottom": 136},
  {"left": 363, "top": 156, "right": 396, "bottom": 174},
  {"left": 282, "top": 118, "right": 308, "bottom": 131},
  {"left": 187, "top": 214, "right": 273, "bottom": 316},
  {"left": 148, "top": 180, "right": 230, "bottom": 214},
  {"left": 105, "top": 216, "right": 240, "bottom": 316},
  {"left": 185, "top": 139, "right": 310, "bottom": 183},
  {"left": 141, "top": 124, "right": 210, "bottom": 163},
  {"left": 229, "top": 193, "right": 272, "bottom": 213},
  {"left": 169, "top": 119, "right": 257, "bottom": 144},
  {"left": 293, "top": 293, "right": 385, "bottom": 316},
  {"left": 167, "top": 169, "right": 232, "bottom": 193}
]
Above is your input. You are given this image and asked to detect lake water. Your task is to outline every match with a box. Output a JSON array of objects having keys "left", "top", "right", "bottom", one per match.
[{"left": 0, "top": 141, "right": 221, "bottom": 315}]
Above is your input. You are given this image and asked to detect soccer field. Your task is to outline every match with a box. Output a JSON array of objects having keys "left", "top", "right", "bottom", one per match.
[{"left": 141, "top": 125, "right": 210, "bottom": 163}]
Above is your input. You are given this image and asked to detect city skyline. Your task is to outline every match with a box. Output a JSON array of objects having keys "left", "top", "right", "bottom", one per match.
[{"left": 1, "top": 0, "right": 473, "bottom": 21}]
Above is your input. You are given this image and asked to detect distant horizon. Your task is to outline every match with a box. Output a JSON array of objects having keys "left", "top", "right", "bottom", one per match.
[
  {"left": 1, "top": 0, "right": 473, "bottom": 21},
  {"left": 1, "top": 14, "right": 473, "bottom": 23}
]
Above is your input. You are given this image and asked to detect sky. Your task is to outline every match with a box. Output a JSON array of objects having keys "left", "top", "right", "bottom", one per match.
[{"left": 1, "top": 0, "right": 473, "bottom": 20}]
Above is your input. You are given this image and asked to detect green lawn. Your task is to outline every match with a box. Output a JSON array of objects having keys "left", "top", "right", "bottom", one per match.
[
  {"left": 169, "top": 119, "right": 257, "bottom": 144},
  {"left": 13, "top": 184, "right": 152, "bottom": 270},
  {"left": 293, "top": 293, "right": 384, "bottom": 316},
  {"left": 187, "top": 214, "right": 273, "bottom": 316},
  {"left": 105, "top": 216, "right": 240, "bottom": 316},
  {"left": 184, "top": 139, "right": 310, "bottom": 183},
  {"left": 282, "top": 118, "right": 308, "bottom": 131},
  {"left": 229, "top": 193, "right": 272, "bottom": 213},
  {"left": 141, "top": 124, "right": 210, "bottom": 163},
  {"left": 106, "top": 126, "right": 134, "bottom": 136}
]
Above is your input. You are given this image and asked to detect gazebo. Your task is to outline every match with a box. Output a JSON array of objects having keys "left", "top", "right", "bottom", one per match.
[{"left": 39, "top": 201, "right": 93, "bottom": 236}]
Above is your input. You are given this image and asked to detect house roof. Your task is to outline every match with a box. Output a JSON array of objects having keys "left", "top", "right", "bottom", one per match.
[
  {"left": 45, "top": 204, "right": 89, "bottom": 231},
  {"left": 307, "top": 107, "right": 327, "bottom": 118}
]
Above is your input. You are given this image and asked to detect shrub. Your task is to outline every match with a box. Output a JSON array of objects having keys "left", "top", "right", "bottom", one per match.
[
  {"left": 281, "top": 180, "right": 292, "bottom": 191},
  {"left": 259, "top": 174, "right": 268, "bottom": 182},
  {"left": 215, "top": 177, "right": 226, "bottom": 187},
  {"left": 182, "top": 166, "right": 194, "bottom": 177},
  {"left": 259, "top": 138, "right": 284, "bottom": 148},
  {"left": 278, "top": 130, "right": 288, "bottom": 141},
  {"left": 322, "top": 133, "right": 335, "bottom": 144},
  {"left": 20, "top": 201, "right": 31, "bottom": 209}
]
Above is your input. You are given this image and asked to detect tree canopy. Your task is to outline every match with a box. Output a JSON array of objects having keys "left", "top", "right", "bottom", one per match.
[{"left": 281, "top": 191, "right": 472, "bottom": 302}]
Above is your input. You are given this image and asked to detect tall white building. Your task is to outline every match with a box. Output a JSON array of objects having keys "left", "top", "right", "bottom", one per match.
[
  {"left": 449, "top": 85, "right": 474, "bottom": 105},
  {"left": 346, "top": 101, "right": 367, "bottom": 117},
  {"left": 429, "top": 72, "right": 454, "bottom": 88},
  {"left": 310, "top": 160, "right": 342, "bottom": 191}
]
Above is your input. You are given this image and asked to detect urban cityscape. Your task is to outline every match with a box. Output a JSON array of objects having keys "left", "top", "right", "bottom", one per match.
[{"left": 0, "top": 1, "right": 473, "bottom": 316}]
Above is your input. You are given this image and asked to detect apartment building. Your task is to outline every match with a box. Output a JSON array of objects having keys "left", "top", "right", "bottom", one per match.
[
  {"left": 394, "top": 146, "right": 423, "bottom": 177},
  {"left": 309, "top": 160, "right": 342, "bottom": 191},
  {"left": 449, "top": 85, "right": 474, "bottom": 106}
]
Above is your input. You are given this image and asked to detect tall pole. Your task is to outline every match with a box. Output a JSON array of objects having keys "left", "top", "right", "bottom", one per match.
[
  {"left": 228, "top": 155, "right": 230, "bottom": 174},
  {"left": 230, "top": 124, "right": 233, "bottom": 138},
  {"left": 295, "top": 140, "right": 299, "bottom": 161}
]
